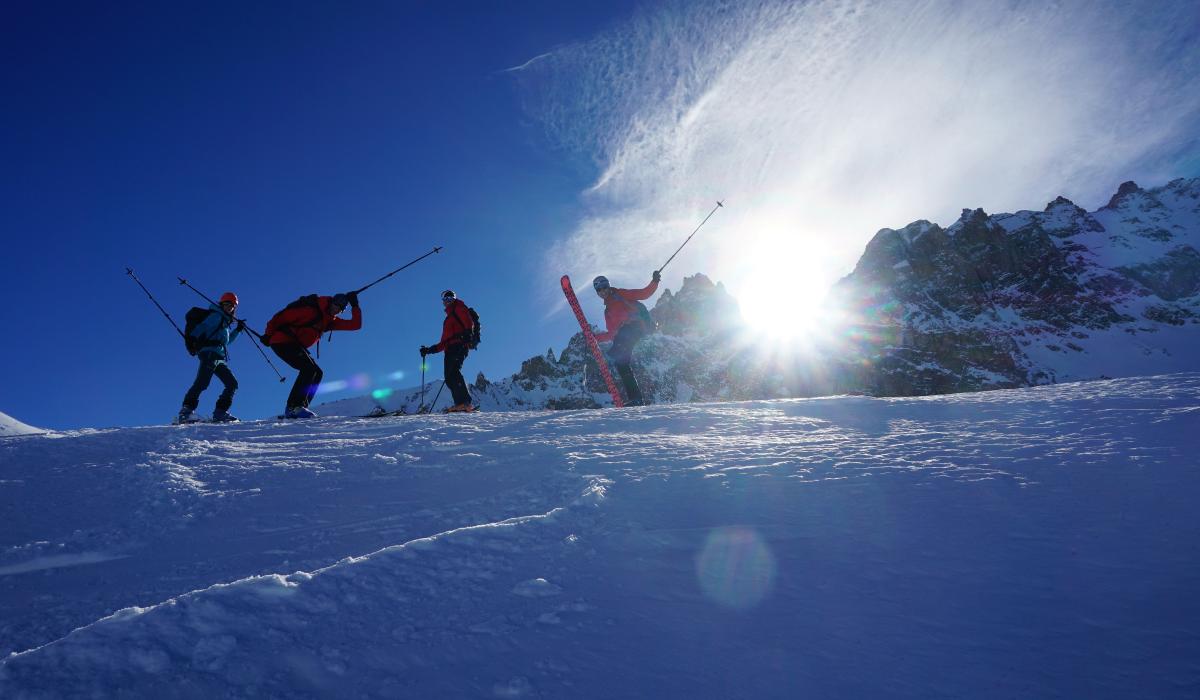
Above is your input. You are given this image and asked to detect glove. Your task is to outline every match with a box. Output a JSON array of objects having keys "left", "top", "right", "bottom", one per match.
[
  {"left": 419, "top": 346, "right": 429, "bottom": 357},
  {"left": 236, "top": 319, "right": 247, "bottom": 331},
  {"left": 652, "top": 270, "right": 661, "bottom": 283},
  {"left": 347, "top": 291, "right": 359, "bottom": 308}
]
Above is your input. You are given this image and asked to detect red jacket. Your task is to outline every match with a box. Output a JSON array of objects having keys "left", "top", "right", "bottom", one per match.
[
  {"left": 431, "top": 299, "right": 474, "bottom": 353},
  {"left": 263, "top": 296, "right": 362, "bottom": 348},
  {"left": 595, "top": 279, "right": 659, "bottom": 342}
]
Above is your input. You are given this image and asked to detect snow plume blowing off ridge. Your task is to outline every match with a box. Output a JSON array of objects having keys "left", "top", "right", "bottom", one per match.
[{"left": 511, "top": 0, "right": 1200, "bottom": 318}]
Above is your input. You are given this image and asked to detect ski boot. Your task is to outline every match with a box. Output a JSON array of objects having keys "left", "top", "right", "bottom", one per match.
[
  {"left": 174, "top": 407, "right": 201, "bottom": 424},
  {"left": 284, "top": 406, "right": 318, "bottom": 419},
  {"left": 446, "top": 403, "right": 478, "bottom": 413},
  {"left": 211, "top": 409, "right": 239, "bottom": 423}
]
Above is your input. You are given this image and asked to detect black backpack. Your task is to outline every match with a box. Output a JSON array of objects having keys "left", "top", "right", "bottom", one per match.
[
  {"left": 183, "top": 307, "right": 216, "bottom": 356},
  {"left": 466, "top": 307, "right": 481, "bottom": 349}
]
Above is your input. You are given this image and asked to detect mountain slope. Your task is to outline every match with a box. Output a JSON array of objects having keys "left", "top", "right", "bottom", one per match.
[
  {"left": 2, "top": 374, "right": 1198, "bottom": 698},
  {"left": 0, "top": 411, "right": 46, "bottom": 438},
  {"left": 832, "top": 177, "right": 1200, "bottom": 394}
]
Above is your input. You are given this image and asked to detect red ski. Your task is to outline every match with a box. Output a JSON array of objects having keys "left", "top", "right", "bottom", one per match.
[{"left": 560, "top": 275, "right": 624, "bottom": 408}]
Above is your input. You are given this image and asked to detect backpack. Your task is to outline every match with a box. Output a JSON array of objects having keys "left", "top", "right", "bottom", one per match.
[
  {"left": 267, "top": 295, "right": 325, "bottom": 338},
  {"left": 466, "top": 307, "right": 481, "bottom": 349},
  {"left": 617, "top": 295, "right": 657, "bottom": 332},
  {"left": 183, "top": 307, "right": 216, "bottom": 356}
]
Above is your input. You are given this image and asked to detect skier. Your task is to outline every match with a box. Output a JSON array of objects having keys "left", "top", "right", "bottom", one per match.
[
  {"left": 420, "top": 290, "right": 477, "bottom": 412},
  {"left": 178, "top": 292, "right": 244, "bottom": 423},
  {"left": 262, "top": 292, "right": 362, "bottom": 418},
  {"left": 592, "top": 271, "right": 660, "bottom": 406}
]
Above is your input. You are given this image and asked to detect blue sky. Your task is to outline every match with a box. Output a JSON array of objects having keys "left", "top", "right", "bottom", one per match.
[
  {"left": 3, "top": 0, "right": 1197, "bottom": 429},
  {"left": 2, "top": 1, "right": 638, "bottom": 428}
]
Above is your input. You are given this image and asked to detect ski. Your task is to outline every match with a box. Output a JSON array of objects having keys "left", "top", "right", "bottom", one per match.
[{"left": 560, "top": 275, "right": 624, "bottom": 408}]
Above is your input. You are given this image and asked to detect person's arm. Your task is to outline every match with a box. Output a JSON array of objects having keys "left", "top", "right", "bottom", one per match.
[
  {"left": 228, "top": 320, "right": 243, "bottom": 344},
  {"left": 330, "top": 306, "right": 362, "bottom": 331},
  {"left": 621, "top": 277, "right": 660, "bottom": 301},
  {"left": 593, "top": 305, "right": 614, "bottom": 342}
]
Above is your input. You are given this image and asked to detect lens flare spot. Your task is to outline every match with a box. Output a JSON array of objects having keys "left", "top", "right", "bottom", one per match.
[
  {"left": 315, "top": 380, "right": 348, "bottom": 395},
  {"left": 372, "top": 388, "right": 393, "bottom": 400},
  {"left": 350, "top": 373, "right": 370, "bottom": 391},
  {"left": 389, "top": 370, "right": 406, "bottom": 381},
  {"left": 695, "top": 526, "right": 776, "bottom": 610}
]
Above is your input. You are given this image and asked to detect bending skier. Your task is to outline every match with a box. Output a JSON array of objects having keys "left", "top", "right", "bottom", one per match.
[
  {"left": 420, "top": 290, "right": 477, "bottom": 413},
  {"left": 592, "top": 271, "right": 660, "bottom": 406},
  {"left": 262, "top": 292, "right": 362, "bottom": 418},
  {"left": 178, "top": 292, "right": 243, "bottom": 423}
]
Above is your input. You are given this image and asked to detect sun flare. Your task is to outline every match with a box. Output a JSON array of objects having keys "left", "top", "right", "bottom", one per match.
[{"left": 733, "top": 235, "right": 835, "bottom": 341}]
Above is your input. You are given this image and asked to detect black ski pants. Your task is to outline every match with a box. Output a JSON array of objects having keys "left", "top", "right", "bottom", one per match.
[
  {"left": 271, "top": 343, "right": 323, "bottom": 409},
  {"left": 182, "top": 355, "right": 238, "bottom": 413},
  {"left": 444, "top": 344, "right": 471, "bottom": 407},
  {"left": 609, "top": 321, "right": 648, "bottom": 405}
]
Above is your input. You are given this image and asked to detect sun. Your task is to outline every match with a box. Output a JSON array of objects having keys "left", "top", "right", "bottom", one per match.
[{"left": 733, "top": 236, "right": 835, "bottom": 341}]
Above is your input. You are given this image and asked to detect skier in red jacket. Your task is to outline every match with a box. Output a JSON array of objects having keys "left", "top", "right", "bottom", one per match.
[
  {"left": 420, "top": 290, "right": 477, "bottom": 412},
  {"left": 593, "top": 271, "right": 660, "bottom": 405},
  {"left": 262, "top": 292, "right": 362, "bottom": 418}
]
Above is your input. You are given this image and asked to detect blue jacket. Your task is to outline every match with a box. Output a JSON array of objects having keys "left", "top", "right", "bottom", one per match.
[{"left": 190, "top": 304, "right": 241, "bottom": 361}]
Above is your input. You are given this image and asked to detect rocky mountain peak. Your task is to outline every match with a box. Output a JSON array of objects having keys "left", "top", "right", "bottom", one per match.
[{"left": 1103, "top": 180, "right": 1143, "bottom": 209}]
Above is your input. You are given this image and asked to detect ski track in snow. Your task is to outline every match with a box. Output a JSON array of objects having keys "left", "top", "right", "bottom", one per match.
[{"left": 1, "top": 374, "right": 1198, "bottom": 698}]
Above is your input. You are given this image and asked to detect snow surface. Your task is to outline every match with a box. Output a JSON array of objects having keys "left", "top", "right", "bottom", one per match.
[
  {"left": 0, "top": 411, "right": 46, "bottom": 438},
  {"left": 2, "top": 375, "right": 1199, "bottom": 697}
]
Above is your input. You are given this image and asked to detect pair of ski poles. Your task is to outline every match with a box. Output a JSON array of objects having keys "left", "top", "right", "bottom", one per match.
[
  {"left": 127, "top": 246, "right": 444, "bottom": 382},
  {"left": 126, "top": 267, "right": 286, "bottom": 381}
]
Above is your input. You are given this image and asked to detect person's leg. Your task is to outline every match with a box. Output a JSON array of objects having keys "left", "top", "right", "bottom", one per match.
[
  {"left": 608, "top": 323, "right": 647, "bottom": 405},
  {"left": 182, "top": 357, "right": 216, "bottom": 412},
  {"left": 213, "top": 362, "right": 238, "bottom": 413},
  {"left": 615, "top": 363, "right": 644, "bottom": 405},
  {"left": 272, "top": 344, "right": 322, "bottom": 410},
  {"left": 301, "top": 363, "right": 324, "bottom": 408},
  {"left": 444, "top": 345, "right": 471, "bottom": 406}
]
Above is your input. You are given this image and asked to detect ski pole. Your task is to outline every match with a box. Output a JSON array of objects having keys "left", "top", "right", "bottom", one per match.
[
  {"left": 126, "top": 268, "right": 186, "bottom": 339},
  {"left": 657, "top": 201, "right": 724, "bottom": 275},
  {"left": 177, "top": 277, "right": 287, "bottom": 383},
  {"left": 420, "top": 354, "right": 427, "bottom": 412},
  {"left": 426, "top": 380, "right": 446, "bottom": 414},
  {"left": 352, "top": 246, "right": 443, "bottom": 295}
]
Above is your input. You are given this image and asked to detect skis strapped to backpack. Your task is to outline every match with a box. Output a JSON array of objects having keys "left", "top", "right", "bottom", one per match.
[{"left": 560, "top": 275, "right": 625, "bottom": 408}]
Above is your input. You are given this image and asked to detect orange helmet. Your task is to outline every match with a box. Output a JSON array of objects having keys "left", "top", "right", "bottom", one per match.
[{"left": 219, "top": 292, "right": 239, "bottom": 305}]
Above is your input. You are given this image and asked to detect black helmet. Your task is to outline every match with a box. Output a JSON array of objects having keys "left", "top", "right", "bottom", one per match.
[
  {"left": 441, "top": 289, "right": 456, "bottom": 302},
  {"left": 592, "top": 276, "right": 610, "bottom": 292}
]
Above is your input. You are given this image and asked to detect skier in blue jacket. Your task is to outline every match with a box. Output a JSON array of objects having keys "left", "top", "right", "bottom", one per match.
[{"left": 177, "top": 292, "right": 244, "bottom": 423}]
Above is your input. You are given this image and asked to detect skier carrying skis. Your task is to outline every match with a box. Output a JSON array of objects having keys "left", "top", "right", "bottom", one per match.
[
  {"left": 178, "top": 292, "right": 244, "bottom": 423},
  {"left": 262, "top": 292, "right": 362, "bottom": 418},
  {"left": 593, "top": 271, "right": 660, "bottom": 406},
  {"left": 420, "top": 290, "right": 476, "bottom": 412}
]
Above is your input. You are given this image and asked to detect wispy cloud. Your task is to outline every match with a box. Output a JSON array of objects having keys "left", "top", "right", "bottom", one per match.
[
  {"left": 511, "top": 0, "right": 1200, "bottom": 301},
  {"left": 500, "top": 51, "right": 554, "bottom": 74}
]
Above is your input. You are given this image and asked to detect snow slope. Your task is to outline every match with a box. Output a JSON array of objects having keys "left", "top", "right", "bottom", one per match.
[
  {"left": 0, "top": 411, "right": 46, "bottom": 438},
  {"left": 2, "top": 375, "right": 1199, "bottom": 697}
]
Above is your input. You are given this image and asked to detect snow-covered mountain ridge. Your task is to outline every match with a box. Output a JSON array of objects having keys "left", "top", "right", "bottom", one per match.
[
  {"left": 322, "top": 178, "right": 1200, "bottom": 415},
  {"left": 833, "top": 177, "right": 1200, "bottom": 394},
  {"left": 2, "top": 374, "right": 1198, "bottom": 697}
]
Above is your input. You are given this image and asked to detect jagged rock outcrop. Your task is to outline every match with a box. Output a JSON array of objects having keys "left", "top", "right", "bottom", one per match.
[{"left": 829, "top": 178, "right": 1200, "bottom": 394}]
